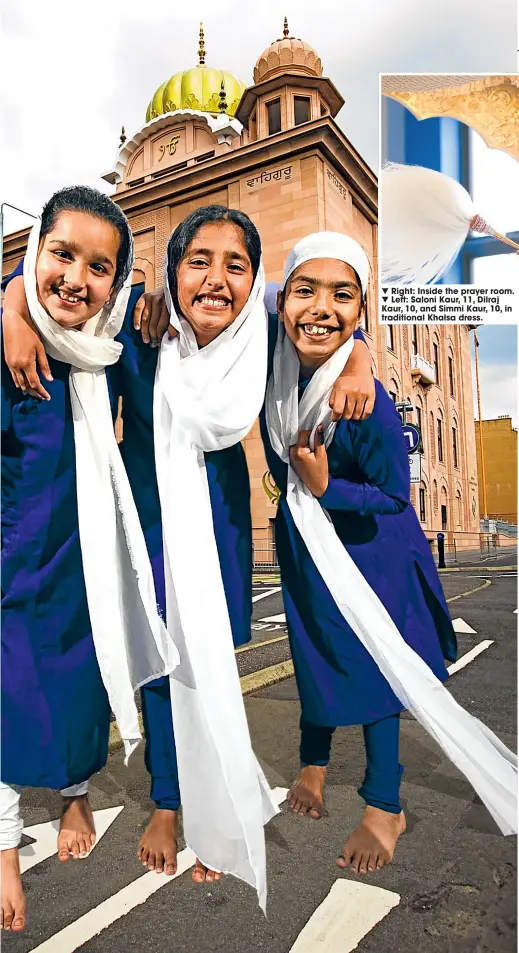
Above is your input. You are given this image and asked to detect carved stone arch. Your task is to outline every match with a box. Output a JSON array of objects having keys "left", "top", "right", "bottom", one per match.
[{"left": 133, "top": 256, "right": 155, "bottom": 291}]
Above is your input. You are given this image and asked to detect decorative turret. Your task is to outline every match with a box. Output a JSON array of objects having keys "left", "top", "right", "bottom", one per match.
[{"left": 253, "top": 17, "right": 323, "bottom": 84}]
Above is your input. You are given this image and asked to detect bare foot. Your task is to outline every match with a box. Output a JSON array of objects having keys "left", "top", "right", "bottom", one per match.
[
  {"left": 1, "top": 848, "right": 26, "bottom": 932},
  {"left": 138, "top": 809, "right": 178, "bottom": 875},
  {"left": 192, "top": 859, "right": 222, "bottom": 884},
  {"left": 58, "top": 794, "right": 96, "bottom": 861},
  {"left": 288, "top": 765, "right": 326, "bottom": 818},
  {"left": 337, "top": 806, "right": 406, "bottom": 875}
]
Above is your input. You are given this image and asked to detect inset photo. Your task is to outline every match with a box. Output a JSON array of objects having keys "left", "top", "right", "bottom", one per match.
[{"left": 380, "top": 74, "right": 519, "bottom": 285}]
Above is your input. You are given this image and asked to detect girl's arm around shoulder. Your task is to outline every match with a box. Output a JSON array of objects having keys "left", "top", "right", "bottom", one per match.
[{"left": 319, "top": 380, "right": 410, "bottom": 515}]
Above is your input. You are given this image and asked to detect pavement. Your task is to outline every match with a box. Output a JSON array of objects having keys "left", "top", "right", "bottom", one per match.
[{"left": 4, "top": 555, "right": 517, "bottom": 953}]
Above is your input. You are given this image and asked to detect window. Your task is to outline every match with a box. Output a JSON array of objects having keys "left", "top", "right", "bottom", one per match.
[
  {"left": 294, "top": 96, "right": 311, "bottom": 126},
  {"left": 386, "top": 324, "right": 395, "bottom": 351},
  {"left": 419, "top": 487, "right": 426, "bottom": 523},
  {"left": 389, "top": 390, "right": 397, "bottom": 403},
  {"left": 448, "top": 356, "right": 455, "bottom": 397},
  {"left": 437, "top": 418, "right": 444, "bottom": 462},
  {"left": 452, "top": 426, "right": 458, "bottom": 468},
  {"left": 433, "top": 342, "right": 440, "bottom": 384},
  {"left": 249, "top": 109, "right": 257, "bottom": 142},
  {"left": 412, "top": 325, "right": 418, "bottom": 356},
  {"left": 441, "top": 503, "right": 448, "bottom": 530},
  {"left": 416, "top": 405, "right": 424, "bottom": 455},
  {"left": 456, "top": 491, "right": 463, "bottom": 527},
  {"left": 267, "top": 99, "right": 281, "bottom": 136}
]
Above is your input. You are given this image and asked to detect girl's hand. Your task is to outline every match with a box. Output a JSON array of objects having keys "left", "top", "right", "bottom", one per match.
[
  {"left": 330, "top": 339, "right": 375, "bottom": 421},
  {"left": 133, "top": 288, "right": 171, "bottom": 346},
  {"left": 2, "top": 276, "right": 53, "bottom": 400},
  {"left": 289, "top": 426, "right": 329, "bottom": 498}
]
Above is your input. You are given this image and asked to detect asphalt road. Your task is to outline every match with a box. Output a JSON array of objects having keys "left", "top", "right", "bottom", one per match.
[{"left": 5, "top": 557, "right": 517, "bottom": 953}]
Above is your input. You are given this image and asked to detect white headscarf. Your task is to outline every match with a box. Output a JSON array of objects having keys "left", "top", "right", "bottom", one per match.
[
  {"left": 153, "top": 222, "right": 279, "bottom": 911},
  {"left": 24, "top": 206, "right": 179, "bottom": 763},
  {"left": 266, "top": 231, "right": 517, "bottom": 836}
]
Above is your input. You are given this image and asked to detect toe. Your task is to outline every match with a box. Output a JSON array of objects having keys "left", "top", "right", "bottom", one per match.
[
  {"left": 336, "top": 855, "right": 347, "bottom": 869},
  {"left": 358, "top": 853, "right": 369, "bottom": 875},
  {"left": 71, "top": 839, "right": 80, "bottom": 860},
  {"left": 147, "top": 852, "right": 157, "bottom": 871},
  {"left": 164, "top": 856, "right": 177, "bottom": 876},
  {"left": 154, "top": 856, "right": 165, "bottom": 874},
  {"left": 3, "top": 907, "right": 13, "bottom": 931}
]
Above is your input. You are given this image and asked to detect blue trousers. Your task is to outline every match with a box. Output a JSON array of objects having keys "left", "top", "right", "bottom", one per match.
[
  {"left": 142, "top": 680, "right": 403, "bottom": 815},
  {"left": 300, "top": 714, "right": 403, "bottom": 814},
  {"left": 141, "top": 678, "right": 180, "bottom": 811}
]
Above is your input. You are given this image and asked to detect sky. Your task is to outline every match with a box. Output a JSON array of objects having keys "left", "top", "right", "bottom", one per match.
[{"left": 1, "top": 0, "right": 517, "bottom": 421}]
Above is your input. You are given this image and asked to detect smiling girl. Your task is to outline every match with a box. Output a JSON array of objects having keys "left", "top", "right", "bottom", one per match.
[
  {"left": 1, "top": 209, "right": 375, "bottom": 903},
  {"left": 1, "top": 187, "right": 175, "bottom": 932},
  {"left": 262, "top": 231, "right": 516, "bottom": 875}
]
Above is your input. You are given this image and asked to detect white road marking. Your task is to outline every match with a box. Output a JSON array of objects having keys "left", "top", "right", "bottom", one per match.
[
  {"left": 252, "top": 587, "right": 282, "bottom": 604},
  {"left": 259, "top": 613, "right": 286, "bottom": 624},
  {"left": 452, "top": 617, "right": 477, "bottom": 634},
  {"left": 447, "top": 640, "right": 494, "bottom": 676},
  {"left": 289, "top": 879, "right": 400, "bottom": 952},
  {"left": 20, "top": 806, "right": 124, "bottom": 874},
  {"left": 514, "top": 609, "right": 517, "bottom": 613},
  {"left": 27, "top": 789, "right": 288, "bottom": 953}
]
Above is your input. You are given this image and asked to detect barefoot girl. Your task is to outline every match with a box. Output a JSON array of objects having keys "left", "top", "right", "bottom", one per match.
[
  {"left": 262, "top": 231, "right": 517, "bottom": 875},
  {"left": 0, "top": 187, "right": 176, "bottom": 931},
  {"left": 2, "top": 206, "right": 378, "bottom": 900}
]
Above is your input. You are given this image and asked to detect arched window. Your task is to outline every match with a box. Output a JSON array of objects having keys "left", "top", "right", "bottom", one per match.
[
  {"left": 429, "top": 411, "right": 436, "bottom": 466},
  {"left": 433, "top": 480, "right": 439, "bottom": 515},
  {"left": 437, "top": 412, "right": 444, "bottom": 463},
  {"left": 452, "top": 422, "right": 459, "bottom": 469},
  {"left": 418, "top": 483, "right": 427, "bottom": 524},
  {"left": 432, "top": 335, "right": 440, "bottom": 385},
  {"left": 388, "top": 379, "right": 399, "bottom": 402},
  {"left": 456, "top": 490, "right": 463, "bottom": 527},
  {"left": 448, "top": 351, "right": 455, "bottom": 398},
  {"left": 415, "top": 397, "right": 424, "bottom": 454},
  {"left": 440, "top": 486, "right": 448, "bottom": 530}
]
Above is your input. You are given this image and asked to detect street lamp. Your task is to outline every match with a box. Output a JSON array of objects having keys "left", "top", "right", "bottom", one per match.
[{"left": 0, "top": 202, "right": 38, "bottom": 301}]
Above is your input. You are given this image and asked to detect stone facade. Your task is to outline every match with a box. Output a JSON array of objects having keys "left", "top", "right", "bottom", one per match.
[{"left": 2, "top": 26, "right": 480, "bottom": 540}]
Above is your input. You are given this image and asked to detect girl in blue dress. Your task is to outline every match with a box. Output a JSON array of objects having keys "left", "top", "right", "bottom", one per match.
[
  {"left": 1, "top": 186, "right": 175, "bottom": 932},
  {"left": 261, "top": 231, "right": 517, "bottom": 876},
  {"left": 2, "top": 212, "right": 376, "bottom": 894}
]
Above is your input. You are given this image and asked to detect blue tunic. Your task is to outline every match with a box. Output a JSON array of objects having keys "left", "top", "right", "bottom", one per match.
[
  {"left": 260, "top": 316, "right": 457, "bottom": 727},
  {"left": 111, "top": 286, "right": 253, "bottom": 646},
  {"left": 1, "top": 350, "right": 112, "bottom": 789}
]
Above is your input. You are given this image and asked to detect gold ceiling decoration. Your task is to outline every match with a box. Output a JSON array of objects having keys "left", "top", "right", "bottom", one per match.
[{"left": 382, "top": 75, "right": 519, "bottom": 161}]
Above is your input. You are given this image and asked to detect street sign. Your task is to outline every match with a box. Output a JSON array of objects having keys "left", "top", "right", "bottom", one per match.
[
  {"left": 402, "top": 423, "right": 421, "bottom": 454},
  {"left": 409, "top": 453, "right": 421, "bottom": 484}
]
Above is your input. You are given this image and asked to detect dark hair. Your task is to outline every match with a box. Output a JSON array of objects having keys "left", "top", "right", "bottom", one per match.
[
  {"left": 40, "top": 186, "right": 132, "bottom": 292},
  {"left": 166, "top": 205, "right": 261, "bottom": 310}
]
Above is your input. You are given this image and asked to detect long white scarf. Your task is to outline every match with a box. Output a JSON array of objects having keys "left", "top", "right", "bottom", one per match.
[
  {"left": 153, "top": 252, "right": 279, "bottom": 911},
  {"left": 265, "top": 237, "right": 517, "bottom": 836},
  {"left": 25, "top": 218, "right": 179, "bottom": 762}
]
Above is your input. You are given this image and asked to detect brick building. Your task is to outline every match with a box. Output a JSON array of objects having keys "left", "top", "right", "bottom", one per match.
[
  {"left": 2, "top": 21, "right": 480, "bottom": 542},
  {"left": 475, "top": 417, "right": 518, "bottom": 524}
]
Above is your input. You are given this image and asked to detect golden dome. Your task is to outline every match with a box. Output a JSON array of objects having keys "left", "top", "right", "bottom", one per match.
[
  {"left": 254, "top": 18, "right": 323, "bottom": 84},
  {"left": 146, "top": 25, "right": 245, "bottom": 121}
]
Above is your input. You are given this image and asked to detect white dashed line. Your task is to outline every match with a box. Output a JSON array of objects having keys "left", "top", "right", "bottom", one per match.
[
  {"left": 447, "top": 640, "right": 494, "bottom": 675},
  {"left": 289, "top": 879, "right": 400, "bottom": 952},
  {"left": 27, "top": 788, "right": 288, "bottom": 953}
]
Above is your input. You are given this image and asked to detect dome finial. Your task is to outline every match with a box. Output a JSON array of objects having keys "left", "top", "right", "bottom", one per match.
[
  {"left": 120, "top": 125, "right": 126, "bottom": 145},
  {"left": 198, "top": 22, "right": 206, "bottom": 65},
  {"left": 219, "top": 79, "right": 228, "bottom": 114},
  {"left": 283, "top": 16, "right": 290, "bottom": 37}
]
